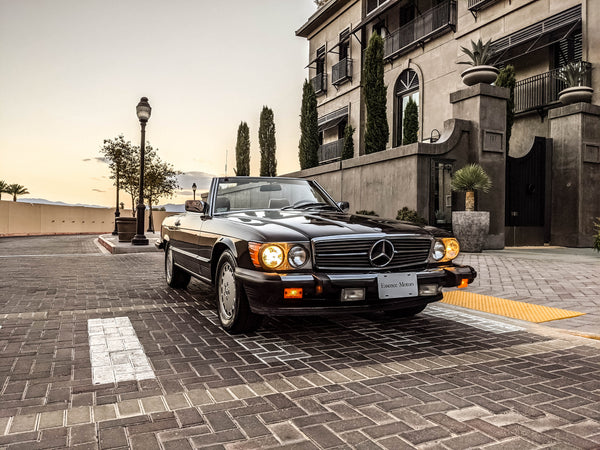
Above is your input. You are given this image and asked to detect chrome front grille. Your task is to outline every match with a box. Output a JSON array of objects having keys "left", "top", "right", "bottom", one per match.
[{"left": 313, "top": 236, "right": 432, "bottom": 270}]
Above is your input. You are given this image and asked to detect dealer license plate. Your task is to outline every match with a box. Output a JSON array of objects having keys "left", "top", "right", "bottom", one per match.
[{"left": 377, "top": 273, "right": 418, "bottom": 299}]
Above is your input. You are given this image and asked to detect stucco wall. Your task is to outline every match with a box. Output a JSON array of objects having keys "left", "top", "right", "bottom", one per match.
[{"left": 0, "top": 201, "right": 176, "bottom": 237}]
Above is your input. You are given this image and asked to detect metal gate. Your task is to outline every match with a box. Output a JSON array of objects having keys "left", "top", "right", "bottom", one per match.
[{"left": 505, "top": 137, "right": 552, "bottom": 246}]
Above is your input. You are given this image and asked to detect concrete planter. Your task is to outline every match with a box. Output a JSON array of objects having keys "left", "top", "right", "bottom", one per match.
[
  {"left": 116, "top": 217, "right": 137, "bottom": 242},
  {"left": 558, "top": 86, "right": 593, "bottom": 105},
  {"left": 460, "top": 65, "right": 499, "bottom": 86},
  {"left": 452, "top": 211, "right": 490, "bottom": 253}
]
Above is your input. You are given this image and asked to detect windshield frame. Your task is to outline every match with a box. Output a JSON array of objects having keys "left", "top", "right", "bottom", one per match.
[{"left": 208, "top": 177, "right": 342, "bottom": 217}]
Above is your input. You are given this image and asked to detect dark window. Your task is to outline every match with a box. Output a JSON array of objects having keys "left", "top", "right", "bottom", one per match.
[
  {"left": 372, "top": 21, "right": 385, "bottom": 38},
  {"left": 316, "top": 45, "right": 326, "bottom": 75},
  {"left": 367, "top": 0, "right": 387, "bottom": 14},
  {"left": 394, "top": 69, "right": 420, "bottom": 147},
  {"left": 399, "top": 3, "right": 415, "bottom": 26},
  {"left": 554, "top": 32, "right": 582, "bottom": 68},
  {"left": 339, "top": 28, "right": 350, "bottom": 60}
]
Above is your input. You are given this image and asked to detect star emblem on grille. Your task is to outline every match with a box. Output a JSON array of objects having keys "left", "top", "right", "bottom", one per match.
[{"left": 369, "top": 239, "right": 395, "bottom": 267}]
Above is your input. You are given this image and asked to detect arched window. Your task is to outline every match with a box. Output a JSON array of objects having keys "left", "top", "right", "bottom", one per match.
[{"left": 394, "top": 69, "right": 420, "bottom": 147}]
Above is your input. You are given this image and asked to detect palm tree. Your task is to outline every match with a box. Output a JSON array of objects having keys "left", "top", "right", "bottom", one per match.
[
  {"left": 6, "top": 184, "right": 29, "bottom": 202},
  {"left": 0, "top": 180, "right": 8, "bottom": 201}
]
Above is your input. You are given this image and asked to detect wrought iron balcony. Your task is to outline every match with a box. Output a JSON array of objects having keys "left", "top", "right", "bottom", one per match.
[
  {"left": 514, "top": 62, "right": 591, "bottom": 114},
  {"left": 311, "top": 72, "right": 327, "bottom": 95},
  {"left": 332, "top": 58, "right": 353, "bottom": 86},
  {"left": 384, "top": 0, "right": 456, "bottom": 61},
  {"left": 467, "top": 0, "right": 501, "bottom": 12},
  {"left": 318, "top": 139, "right": 344, "bottom": 164}
]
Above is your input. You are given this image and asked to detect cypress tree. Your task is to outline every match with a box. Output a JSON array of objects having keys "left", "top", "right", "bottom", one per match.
[
  {"left": 259, "top": 106, "right": 277, "bottom": 176},
  {"left": 495, "top": 65, "right": 515, "bottom": 153},
  {"left": 298, "top": 80, "right": 319, "bottom": 169},
  {"left": 402, "top": 98, "right": 418, "bottom": 145},
  {"left": 341, "top": 123, "right": 355, "bottom": 160},
  {"left": 363, "top": 32, "right": 389, "bottom": 154},
  {"left": 235, "top": 121, "right": 250, "bottom": 176}
]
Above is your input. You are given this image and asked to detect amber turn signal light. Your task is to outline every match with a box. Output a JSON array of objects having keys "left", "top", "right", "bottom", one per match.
[
  {"left": 457, "top": 278, "right": 469, "bottom": 289},
  {"left": 284, "top": 288, "right": 303, "bottom": 299}
]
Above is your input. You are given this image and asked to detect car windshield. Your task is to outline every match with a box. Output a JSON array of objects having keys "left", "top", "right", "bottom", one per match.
[{"left": 213, "top": 177, "right": 338, "bottom": 214}]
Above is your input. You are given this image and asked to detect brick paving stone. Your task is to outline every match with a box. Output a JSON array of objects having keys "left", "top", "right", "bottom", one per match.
[
  {"left": 38, "top": 410, "right": 64, "bottom": 429},
  {"left": 400, "top": 426, "right": 452, "bottom": 445},
  {"left": 129, "top": 432, "right": 161, "bottom": 450},
  {"left": 98, "top": 426, "right": 127, "bottom": 449},
  {"left": 9, "top": 414, "right": 37, "bottom": 434},
  {"left": 441, "top": 431, "right": 494, "bottom": 450},
  {"left": 70, "top": 423, "right": 97, "bottom": 445}
]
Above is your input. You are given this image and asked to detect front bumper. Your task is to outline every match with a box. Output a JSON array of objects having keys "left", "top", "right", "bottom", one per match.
[{"left": 236, "top": 264, "right": 476, "bottom": 316}]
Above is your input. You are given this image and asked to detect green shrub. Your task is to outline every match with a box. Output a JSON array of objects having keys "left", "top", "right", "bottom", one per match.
[
  {"left": 594, "top": 218, "right": 600, "bottom": 253},
  {"left": 396, "top": 207, "right": 427, "bottom": 225},
  {"left": 356, "top": 210, "right": 378, "bottom": 216}
]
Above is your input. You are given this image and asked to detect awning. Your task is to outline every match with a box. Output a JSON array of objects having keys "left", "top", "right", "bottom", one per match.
[
  {"left": 350, "top": 0, "right": 402, "bottom": 35},
  {"left": 490, "top": 5, "right": 581, "bottom": 64},
  {"left": 318, "top": 106, "right": 349, "bottom": 132}
]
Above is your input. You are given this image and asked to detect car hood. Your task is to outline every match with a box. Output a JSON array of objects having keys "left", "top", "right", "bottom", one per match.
[{"left": 219, "top": 210, "right": 434, "bottom": 241}]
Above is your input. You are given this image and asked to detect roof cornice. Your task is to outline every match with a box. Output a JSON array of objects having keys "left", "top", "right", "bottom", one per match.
[{"left": 296, "top": 0, "right": 352, "bottom": 38}]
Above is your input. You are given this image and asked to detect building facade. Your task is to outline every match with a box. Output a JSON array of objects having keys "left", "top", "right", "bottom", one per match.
[{"left": 294, "top": 0, "right": 600, "bottom": 248}]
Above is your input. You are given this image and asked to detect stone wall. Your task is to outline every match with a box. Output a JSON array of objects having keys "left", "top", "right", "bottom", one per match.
[{"left": 0, "top": 201, "right": 176, "bottom": 237}]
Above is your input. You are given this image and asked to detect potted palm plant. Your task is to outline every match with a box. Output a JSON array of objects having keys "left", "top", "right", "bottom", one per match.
[
  {"left": 557, "top": 61, "right": 593, "bottom": 105},
  {"left": 451, "top": 164, "right": 492, "bottom": 252},
  {"left": 458, "top": 38, "right": 499, "bottom": 86}
]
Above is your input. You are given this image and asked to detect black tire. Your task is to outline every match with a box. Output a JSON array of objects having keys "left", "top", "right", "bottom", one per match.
[
  {"left": 216, "top": 251, "right": 263, "bottom": 334},
  {"left": 165, "top": 244, "right": 191, "bottom": 288},
  {"left": 386, "top": 304, "right": 427, "bottom": 318}
]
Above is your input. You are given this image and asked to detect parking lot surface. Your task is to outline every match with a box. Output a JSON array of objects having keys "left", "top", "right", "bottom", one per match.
[{"left": 0, "top": 235, "right": 599, "bottom": 449}]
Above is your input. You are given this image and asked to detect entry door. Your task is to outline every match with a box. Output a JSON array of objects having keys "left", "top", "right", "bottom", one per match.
[
  {"left": 505, "top": 137, "right": 552, "bottom": 245},
  {"left": 430, "top": 160, "right": 453, "bottom": 229}
]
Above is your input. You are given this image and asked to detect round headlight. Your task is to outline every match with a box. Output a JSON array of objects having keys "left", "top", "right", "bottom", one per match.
[
  {"left": 261, "top": 245, "right": 284, "bottom": 269},
  {"left": 288, "top": 246, "right": 308, "bottom": 268},
  {"left": 444, "top": 238, "right": 460, "bottom": 260},
  {"left": 432, "top": 240, "right": 446, "bottom": 261}
]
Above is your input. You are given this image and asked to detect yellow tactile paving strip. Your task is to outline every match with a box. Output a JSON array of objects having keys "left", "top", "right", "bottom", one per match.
[{"left": 442, "top": 290, "right": 586, "bottom": 323}]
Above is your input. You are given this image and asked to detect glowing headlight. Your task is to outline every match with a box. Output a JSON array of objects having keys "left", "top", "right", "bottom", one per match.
[
  {"left": 261, "top": 245, "right": 284, "bottom": 269},
  {"left": 288, "top": 246, "right": 308, "bottom": 268},
  {"left": 443, "top": 238, "right": 460, "bottom": 260},
  {"left": 432, "top": 240, "right": 446, "bottom": 261}
]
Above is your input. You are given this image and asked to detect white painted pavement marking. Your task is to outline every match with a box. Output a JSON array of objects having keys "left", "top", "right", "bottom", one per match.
[
  {"left": 88, "top": 317, "right": 155, "bottom": 384},
  {"left": 426, "top": 304, "right": 525, "bottom": 334}
]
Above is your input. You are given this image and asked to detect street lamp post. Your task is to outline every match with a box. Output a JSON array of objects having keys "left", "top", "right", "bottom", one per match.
[
  {"left": 132, "top": 97, "right": 151, "bottom": 246},
  {"left": 192, "top": 183, "right": 197, "bottom": 200},
  {"left": 111, "top": 160, "right": 121, "bottom": 235}
]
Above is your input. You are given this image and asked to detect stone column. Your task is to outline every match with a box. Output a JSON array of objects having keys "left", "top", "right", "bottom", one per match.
[
  {"left": 450, "top": 84, "right": 509, "bottom": 250},
  {"left": 549, "top": 103, "right": 600, "bottom": 247}
]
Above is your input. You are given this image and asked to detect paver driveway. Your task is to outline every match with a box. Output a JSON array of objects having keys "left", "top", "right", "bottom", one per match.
[{"left": 0, "top": 235, "right": 599, "bottom": 449}]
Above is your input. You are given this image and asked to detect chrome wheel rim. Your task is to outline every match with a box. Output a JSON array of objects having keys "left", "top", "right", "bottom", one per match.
[
  {"left": 218, "top": 262, "right": 236, "bottom": 322},
  {"left": 166, "top": 247, "right": 173, "bottom": 282}
]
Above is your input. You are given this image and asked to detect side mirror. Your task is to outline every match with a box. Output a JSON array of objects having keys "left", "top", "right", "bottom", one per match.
[
  {"left": 337, "top": 201, "right": 350, "bottom": 212},
  {"left": 185, "top": 200, "right": 207, "bottom": 214}
]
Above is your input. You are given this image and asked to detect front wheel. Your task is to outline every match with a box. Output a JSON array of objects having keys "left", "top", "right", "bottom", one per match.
[
  {"left": 165, "top": 245, "right": 191, "bottom": 288},
  {"left": 217, "top": 251, "right": 263, "bottom": 334}
]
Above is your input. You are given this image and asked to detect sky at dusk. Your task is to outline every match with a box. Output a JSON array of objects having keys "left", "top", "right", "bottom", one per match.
[{"left": 0, "top": 0, "right": 316, "bottom": 207}]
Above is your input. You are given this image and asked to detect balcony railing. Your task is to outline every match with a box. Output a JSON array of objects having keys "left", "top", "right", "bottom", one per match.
[
  {"left": 311, "top": 72, "right": 327, "bottom": 95},
  {"left": 318, "top": 139, "right": 344, "bottom": 164},
  {"left": 467, "top": 0, "right": 501, "bottom": 11},
  {"left": 514, "top": 62, "right": 591, "bottom": 114},
  {"left": 332, "top": 58, "right": 353, "bottom": 86},
  {"left": 384, "top": 0, "right": 456, "bottom": 60}
]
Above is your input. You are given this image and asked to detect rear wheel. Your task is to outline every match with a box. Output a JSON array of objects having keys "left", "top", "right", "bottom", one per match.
[
  {"left": 386, "top": 304, "right": 427, "bottom": 318},
  {"left": 165, "top": 244, "right": 191, "bottom": 288},
  {"left": 217, "top": 251, "right": 263, "bottom": 334}
]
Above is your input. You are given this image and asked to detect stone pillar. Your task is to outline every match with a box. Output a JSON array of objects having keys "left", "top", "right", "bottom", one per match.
[
  {"left": 549, "top": 103, "right": 600, "bottom": 247},
  {"left": 450, "top": 84, "right": 509, "bottom": 250}
]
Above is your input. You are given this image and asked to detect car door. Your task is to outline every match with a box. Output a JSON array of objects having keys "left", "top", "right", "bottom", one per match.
[{"left": 167, "top": 212, "right": 204, "bottom": 277}]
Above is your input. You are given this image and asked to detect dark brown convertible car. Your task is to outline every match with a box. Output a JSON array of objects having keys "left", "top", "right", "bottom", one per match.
[{"left": 157, "top": 177, "right": 476, "bottom": 333}]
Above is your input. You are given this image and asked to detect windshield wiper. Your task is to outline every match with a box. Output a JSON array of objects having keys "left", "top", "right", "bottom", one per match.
[{"left": 282, "top": 202, "right": 337, "bottom": 211}]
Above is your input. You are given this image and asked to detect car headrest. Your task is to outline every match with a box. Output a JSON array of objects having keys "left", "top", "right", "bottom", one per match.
[
  {"left": 215, "top": 196, "right": 230, "bottom": 212},
  {"left": 268, "top": 198, "right": 290, "bottom": 209}
]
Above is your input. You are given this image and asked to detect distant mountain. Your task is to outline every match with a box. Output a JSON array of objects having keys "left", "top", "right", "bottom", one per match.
[
  {"left": 17, "top": 198, "right": 108, "bottom": 208},
  {"left": 17, "top": 197, "right": 186, "bottom": 212}
]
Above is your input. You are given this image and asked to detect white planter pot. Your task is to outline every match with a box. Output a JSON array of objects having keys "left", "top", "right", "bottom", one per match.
[
  {"left": 558, "top": 86, "right": 593, "bottom": 105},
  {"left": 452, "top": 211, "right": 490, "bottom": 253},
  {"left": 460, "top": 65, "right": 499, "bottom": 86}
]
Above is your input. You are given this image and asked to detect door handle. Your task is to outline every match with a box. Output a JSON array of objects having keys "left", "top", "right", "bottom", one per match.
[{"left": 174, "top": 220, "right": 181, "bottom": 227}]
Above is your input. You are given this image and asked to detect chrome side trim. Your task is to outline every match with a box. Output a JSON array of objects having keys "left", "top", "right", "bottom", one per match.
[{"left": 171, "top": 246, "right": 210, "bottom": 263}]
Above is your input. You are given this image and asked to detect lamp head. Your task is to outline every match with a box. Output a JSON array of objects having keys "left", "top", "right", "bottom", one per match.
[
  {"left": 192, "top": 183, "right": 197, "bottom": 192},
  {"left": 136, "top": 97, "right": 151, "bottom": 123}
]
